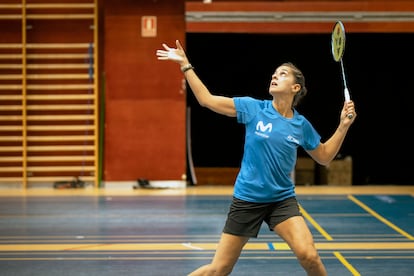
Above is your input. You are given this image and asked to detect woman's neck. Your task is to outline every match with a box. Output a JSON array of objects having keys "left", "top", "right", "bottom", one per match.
[{"left": 272, "top": 100, "right": 293, "bottom": 118}]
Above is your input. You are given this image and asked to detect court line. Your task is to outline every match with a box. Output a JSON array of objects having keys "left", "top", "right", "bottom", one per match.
[
  {"left": 0, "top": 233, "right": 404, "bottom": 242},
  {"left": 299, "top": 204, "right": 333, "bottom": 241},
  {"left": 0, "top": 256, "right": 299, "bottom": 261},
  {"left": 348, "top": 195, "right": 414, "bottom": 240},
  {"left": 1, "top": 250, "right": 413, "bottom": 256},
  {"left": 1, "top": 253, "right": 413, "bottom": 262},
  {"left": 267, "top": 242, "right": 275, "bottom": 251},
  {"left": 1, "top": 242, "right": 413, "bottom": 251},
  {"left": 333, "top": 251, "right": 361, "bottom": 276},
  {"left": 2, "top": 255, "right": 413, "bottom": 262},
  {"left": 1, "top": 185, "right": 412, "bottom": 197}
]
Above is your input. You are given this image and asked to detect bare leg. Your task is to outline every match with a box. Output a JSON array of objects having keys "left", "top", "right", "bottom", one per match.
[
  {"left": 275, "top": 216, "right": 327, "bottom": 276},
  {"left": 188, "top": 233, "right": 249, "bottom": 276}
]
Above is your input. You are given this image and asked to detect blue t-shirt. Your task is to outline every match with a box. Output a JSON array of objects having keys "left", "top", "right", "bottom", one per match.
[{"left": 233, "top": 97, "right": 321, "bottom": 203}]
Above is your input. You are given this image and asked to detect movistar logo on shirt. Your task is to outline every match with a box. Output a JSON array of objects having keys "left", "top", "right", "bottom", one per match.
[{"left": 255, "top": 121, "right": 272, "bottom": 138}]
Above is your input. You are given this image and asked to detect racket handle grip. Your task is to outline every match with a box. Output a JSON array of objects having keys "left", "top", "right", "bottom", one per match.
[
  {"left": 344, "top": 87, "right": 351, "bottom": 102},
  {"left": 344, "top": 88, "right": 353, "bottom": 119}
]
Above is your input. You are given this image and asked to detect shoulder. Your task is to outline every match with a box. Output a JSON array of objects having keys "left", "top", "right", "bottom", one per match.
[
  {"left": 293, "top": 109, "right": 309, "bottom": 123},
  {"left": 234, "top": 97, "right": 268, "bottom": 124},
  {"left": 234, "top": 96, "right": 268, "bottom": 109}
]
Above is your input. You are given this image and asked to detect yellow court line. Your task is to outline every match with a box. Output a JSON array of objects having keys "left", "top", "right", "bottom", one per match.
[
  {"left": 334, "top": 251, "right": 361, "bottom": 276},
  {"left": 348, "top": 195, "right": 414, "bottom": 240},
  {"left": 299, "top": 205, "right": 333, "bottom": 241},
  {"left": 1, "top": 242, "right": 413, "bottom": 252}
]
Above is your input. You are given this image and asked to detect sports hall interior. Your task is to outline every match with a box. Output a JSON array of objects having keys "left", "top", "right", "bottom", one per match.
[{"left": 0, "top": 1, "right": 413, "bottom": 275}]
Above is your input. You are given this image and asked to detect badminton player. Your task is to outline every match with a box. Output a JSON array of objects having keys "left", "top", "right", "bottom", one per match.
[{"left": 156, "top": 40, "right": 356, "bottom": 276}]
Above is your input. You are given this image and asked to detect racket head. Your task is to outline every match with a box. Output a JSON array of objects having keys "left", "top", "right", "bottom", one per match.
[{"left": 331, "top": 21, "right": 346, "bottom": 62}]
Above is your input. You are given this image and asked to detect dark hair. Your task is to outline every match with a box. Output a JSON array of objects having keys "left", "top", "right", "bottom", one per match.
[{"left": 281, "top": 62, "right": 307, "bottom": 107}]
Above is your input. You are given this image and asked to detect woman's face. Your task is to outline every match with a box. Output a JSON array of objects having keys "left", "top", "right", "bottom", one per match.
[{"left": 269, "top": 65, "right": 300, "bottom": 96}]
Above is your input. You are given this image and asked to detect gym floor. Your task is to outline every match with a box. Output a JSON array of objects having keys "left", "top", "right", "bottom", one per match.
[{"left": 0, "top": 185, "right": 413, "bottom": 275}]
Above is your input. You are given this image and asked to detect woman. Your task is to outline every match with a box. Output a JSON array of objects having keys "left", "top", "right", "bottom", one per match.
[{"left": 156, "top": 40, "right": 356, "bottom": 276}]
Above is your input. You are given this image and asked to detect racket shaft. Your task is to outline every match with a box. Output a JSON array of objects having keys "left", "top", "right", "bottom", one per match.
[{"left": 340, "top": 60, "right": 351, "bottom": 102}]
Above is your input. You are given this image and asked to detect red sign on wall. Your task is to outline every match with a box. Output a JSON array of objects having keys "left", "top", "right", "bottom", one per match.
[{"left": 141, "top": 16, "right": 157, "bottom": 37}]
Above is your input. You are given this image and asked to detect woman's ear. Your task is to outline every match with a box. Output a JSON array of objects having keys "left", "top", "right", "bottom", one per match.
[{"left": 292, "top": 83, "right": 301, "bottom": 93}]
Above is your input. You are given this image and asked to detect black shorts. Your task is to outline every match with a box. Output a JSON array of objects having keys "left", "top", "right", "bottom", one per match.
[{"left": 223, "top": 196, "right": 302, "bottom": 238}]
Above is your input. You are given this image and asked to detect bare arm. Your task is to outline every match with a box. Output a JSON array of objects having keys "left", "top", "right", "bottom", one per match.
[
  {"left": 156, "top": 40, "right": 236, "bottom": 117},
  {"left": 307, "top": 100, "right": 356, "bottom": 166}
]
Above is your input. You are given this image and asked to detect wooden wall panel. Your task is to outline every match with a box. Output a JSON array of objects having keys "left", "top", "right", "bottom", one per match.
[
  {"left": 103, "top": 0, "right": 186, "bottom": 181},
  {"left": 0, "top": 1, "right": 99, "bottom": 187}
]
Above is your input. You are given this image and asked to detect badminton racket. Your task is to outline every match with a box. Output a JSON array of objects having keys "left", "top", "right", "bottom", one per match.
[{"left": 331, "top": 20, "right": 353, "bottom": 119}]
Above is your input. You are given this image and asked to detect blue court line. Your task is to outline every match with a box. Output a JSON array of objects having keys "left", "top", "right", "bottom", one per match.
[{"left": 267, "top": 242, "right": 275, "bottom": 251}]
